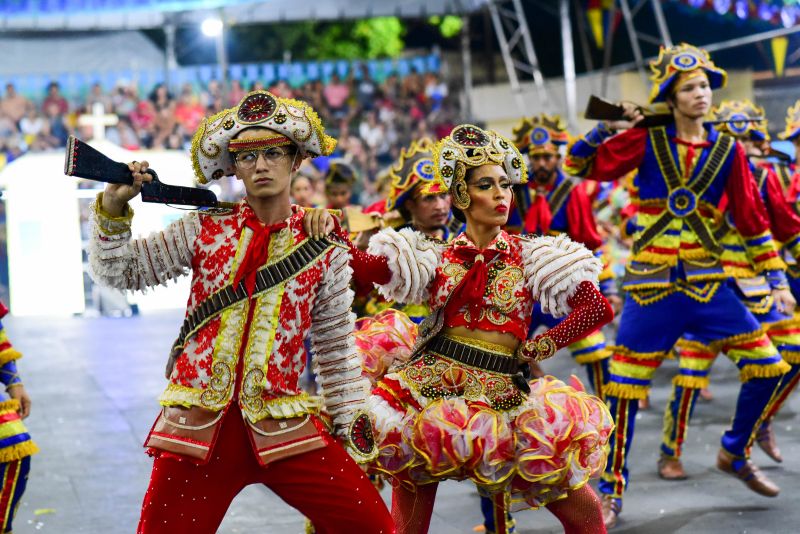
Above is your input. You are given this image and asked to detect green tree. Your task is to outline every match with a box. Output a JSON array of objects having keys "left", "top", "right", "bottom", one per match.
[
  {"left": 229, "top": 17, "right": 406, "bottom": 62},
  {"left": 428, "top": 15, "right": 463, "bottom": 38}
]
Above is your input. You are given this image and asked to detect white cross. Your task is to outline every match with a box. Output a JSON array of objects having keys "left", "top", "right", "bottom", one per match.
[{"left": 77, "top": 102, "right": 119, "bottom": 142}]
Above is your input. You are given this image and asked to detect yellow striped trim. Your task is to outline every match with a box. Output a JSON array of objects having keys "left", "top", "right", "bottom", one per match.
[
  {"left": 672, "top": 374, "right": 710, "bottom": 389},
  {"left": 778, "top": 351, "right": 800, "bottom": 364},
  {"left": 739, "top": 360, "right": 790, "bottom": 382},
  {"left": 0, "top": 440, "right": 37, "bottom": 463},
  {"left": 611, "top": 346, "right": 667, "bottom": 361},
  {"left": 0, "top": 400, "right": 20, "bottom": 414},
  {"left": 612, "top": 361, "right": 659, "bottom": 381},
  {"left": 604, "top": 381, "right": 649, "bottom": 400}
]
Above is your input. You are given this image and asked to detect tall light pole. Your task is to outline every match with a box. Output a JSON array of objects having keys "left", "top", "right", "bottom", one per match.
[{"left": 201, "top": 13, "right": 228, "bottom": 101}]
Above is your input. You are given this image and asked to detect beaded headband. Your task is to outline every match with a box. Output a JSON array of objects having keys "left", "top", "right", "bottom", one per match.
[
  {"left": 227, "top": 134, "right": 293, "bottom": 152},
  {"left": 191, "top": 90, "right": 336, "bottom": 184}
]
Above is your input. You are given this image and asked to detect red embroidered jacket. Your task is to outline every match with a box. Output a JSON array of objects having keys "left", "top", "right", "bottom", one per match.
[{"left": 89, "top": 196, "right": 370, "bottom": 441}]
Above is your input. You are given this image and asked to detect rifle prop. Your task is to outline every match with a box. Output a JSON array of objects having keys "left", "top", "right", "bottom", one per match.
[
  {"left": 584, "top": 95, "right": 766, "bottom": 129},
  {"left": 64, "top": 136, "right": 232, "bottom": 209}
]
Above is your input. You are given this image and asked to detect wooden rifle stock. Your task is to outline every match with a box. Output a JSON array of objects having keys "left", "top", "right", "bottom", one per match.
[
  {"left": 584, "top": 95, "right": 767, "bottom": 129},
  {"left": 583, "top": 95, "right": 673, "bottom": 128},
  {"left": 64, "top": 136, "right": 230, "bottom": 209}
]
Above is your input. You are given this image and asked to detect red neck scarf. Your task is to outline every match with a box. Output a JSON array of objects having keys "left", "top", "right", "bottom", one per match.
[
  {"left": 233, "top": 211, "right": 288, "bottom": 297},
  {"left": 446, "top": 243, "right": 501, "bottom": 328},
  {"left": 673, "top": 137, "right": 712, "bottom": 179},
  {"left": 523, "top": 189, "right": 552, "bottom": 235}
]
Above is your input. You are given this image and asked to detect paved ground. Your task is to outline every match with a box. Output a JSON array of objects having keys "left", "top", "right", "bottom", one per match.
[{"left": 7, "top": 310, "right": 800, "bottom": 533}]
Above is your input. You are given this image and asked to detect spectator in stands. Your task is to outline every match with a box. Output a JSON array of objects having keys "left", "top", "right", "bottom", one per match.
[
  {"left": 149, "top": 83, "right": 173, "bottom": 113},
  {"left": 402, "top": 69, "right": 424, "bottom": 101},
  {"left": 42, "top": 82, "right": 68, "bottom": 115},
  {"left": 112, "top": 83, "right": 137, "bottom": 117},
  {"left": 29, "top": 115, "right": 60, "bottom": 150},
  {"left": 128, "top": 97, "right": 156, "bottom": 145},
  {"left": 290, "top": 174, "right": 317, "bottom": 208},
  {"left": 323, "top": 73, "right": 350, "bottom": 120},
  {"left": 324, "top": 160, "right": 357, "bottom": 209},
  {"left": 0, "top": 84, "right": 29, "bottom": 125},
  {"left": 115, "top": 118, "right": 142, "bottom": 151},
  {"left": 358, "top": 110, "right": 382, "bottom": 154},
  {"left": 201, "top": 79, "right": 222, "bottom": 110},
  {"left": 381, "top": 73, "right": 401, "bottom": 102},
  {"left": 269, "top": 79, "right": 293, "bottom": 99},
  {"left": 0, "top": 134, "right": 24, "bottom": 165},
  {"left": 43, "top": 101, "right": 70, "bottom": 146},
  {"left": 228, "top": 79, "right": 245, "bottom": 107},
  {"left": 424, "top": 72, "right": 448, "bottom": 112},
  {"left": 174, "top": 85, "right": 205, "bottom": 133},
  {"left": 86, "top": 82, "right": 112, "bottom": 113},
  {"left": 300, "top": 80, "right": 325, "bottom": 117},
  {"left": 355, "top": 65, "right": 377, "bottom": 112},
  {"left": 19, "top": 105, "right": 45, "bottom": 145},
  {"left": 0, "top": 112, "right": 16, "bottom": 140}
]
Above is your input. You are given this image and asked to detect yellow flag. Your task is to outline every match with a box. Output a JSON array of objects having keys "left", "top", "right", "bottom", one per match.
[
  {"left": 588, "top": 8, "right": 604, "bottom": 49},
  {"left": 772, "top": 36, "right": 788, "bottom": 77}
]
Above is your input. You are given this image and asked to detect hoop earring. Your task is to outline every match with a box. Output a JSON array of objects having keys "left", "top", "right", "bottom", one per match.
[{"left": 451, "top": 164, "right": 470, "bottom": 210}]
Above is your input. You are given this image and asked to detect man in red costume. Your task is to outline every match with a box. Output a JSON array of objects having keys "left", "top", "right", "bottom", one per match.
[{"left": 89, "top": 90, "right": 393, "bottom": 533}]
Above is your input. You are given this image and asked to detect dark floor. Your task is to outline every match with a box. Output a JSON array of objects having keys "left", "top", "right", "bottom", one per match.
[{"left": 7, "top": 310, "right": 800, "bottom": 533}]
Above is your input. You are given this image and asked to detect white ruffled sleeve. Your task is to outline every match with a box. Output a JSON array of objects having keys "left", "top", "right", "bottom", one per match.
[
  {"left": 521, "top": 234, "right": 603, "bottom": 318},
  {"left": 88, "top": 192, "right": 199, "bottom": 292},
  {"left": 366, "top": 227, "right": 442, "bottom": 304},
  {"left": 309, "top": 247, "right": 373, "bottom": 450}
]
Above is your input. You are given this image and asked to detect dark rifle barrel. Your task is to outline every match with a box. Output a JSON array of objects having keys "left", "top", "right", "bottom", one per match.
[
  {"left": 584, "top": 95, "right": 764, "bottom": 128},
  {"left": 64, "top": 136, "right": 220, "bottom": 208}
]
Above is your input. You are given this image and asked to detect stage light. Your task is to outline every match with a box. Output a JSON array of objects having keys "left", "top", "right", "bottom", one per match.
[
  {"left": 781, "top": 6, "right": 797, "bottom": 28},
  {"left": 758, "top": 2, "right": 775, "bottom": 21},
  {"left": 713, "top": 0, "right": 731, "bottom": 15},
  {"left": 201, "top": 17, "right": 223, "bottom": 37},
  {"left": 735, "top": 0, "right": 748, "bottom": 20}
]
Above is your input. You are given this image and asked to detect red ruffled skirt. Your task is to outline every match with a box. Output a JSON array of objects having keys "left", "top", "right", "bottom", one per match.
[{"left": 368, "top": 367, "right": 613, "bottom": 509}]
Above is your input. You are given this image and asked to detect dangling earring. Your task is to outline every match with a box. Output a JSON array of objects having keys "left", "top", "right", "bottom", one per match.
[{"left": 451, "top": 164, "right": 470, "bottom": 210}]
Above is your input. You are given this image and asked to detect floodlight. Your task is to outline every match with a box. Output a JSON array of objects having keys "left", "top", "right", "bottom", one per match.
[{"left": 201, "top": 17, "right": 223, "bottom": 38}]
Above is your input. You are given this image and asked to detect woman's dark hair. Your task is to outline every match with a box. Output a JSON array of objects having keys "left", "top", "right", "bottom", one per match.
[{"left": 451, "top": 205, "right": 466, "bottom": 223}]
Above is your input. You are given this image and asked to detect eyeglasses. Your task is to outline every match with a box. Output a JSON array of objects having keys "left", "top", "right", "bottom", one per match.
[{"left": 234, "top": 147, "right": 296, "bottom": 169}]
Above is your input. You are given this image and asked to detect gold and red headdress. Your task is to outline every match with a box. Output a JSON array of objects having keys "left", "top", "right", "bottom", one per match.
[
  {"left": 778, "top": 100, "right": 800, "bottom": 141},
  {"left": 711, "top": 100, "right": 768, "bottom": 142},
  {"left": 191, "top": 90, "right": 336, "bottom": 184},
  {"left": 432, "top": 124, "right": 527, "bottom": 210},
  {"left": 385, "top": 138, "right": 443, "bottom": 211},
  {"left": 648, "top": 43, "right": 727, "bottom": 104},
  {"left": 511, "top": 114, "right": 570, "bottom": 156}
]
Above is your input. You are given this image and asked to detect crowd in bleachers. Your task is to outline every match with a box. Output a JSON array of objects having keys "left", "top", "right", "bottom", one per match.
[{"left": 0, "top": 66, "right": 458, "bottom": 206}]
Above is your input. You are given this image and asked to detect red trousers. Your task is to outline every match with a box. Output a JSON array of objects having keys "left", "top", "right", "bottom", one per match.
[{"left": 138, "top": 404, "right": 394, "bottom": 534}]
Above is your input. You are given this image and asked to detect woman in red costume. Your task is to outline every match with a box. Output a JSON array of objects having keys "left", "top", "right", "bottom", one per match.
[{"left": 346, "top": 125, "right": 615, "bottom": 533}]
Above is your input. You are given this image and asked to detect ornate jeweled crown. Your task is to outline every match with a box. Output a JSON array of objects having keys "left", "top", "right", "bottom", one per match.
[
  {"left": 511, "top": 113, "right": 570, "bottom": 156},
  {"left": 648, "top": 43, "right": 727, "bottom": 104},
  {"left": 432, "top": 124, "right": 527, "bottom": 192},
  {"left": 711, "top": 100, "right": 767, "bottom": 141},
  {"left": 779, "top": 100, "right": 800, "bottom": 141},
  {"left": 191, "top": 90, "right": 336, "bottom": 184},
  {"left": 385, "top": 138, "right": 444, "bottom": 211}
]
